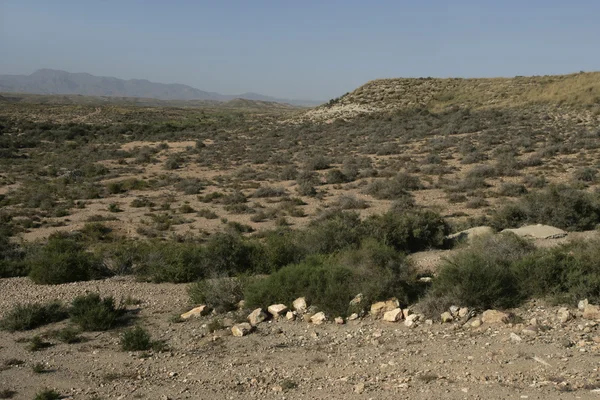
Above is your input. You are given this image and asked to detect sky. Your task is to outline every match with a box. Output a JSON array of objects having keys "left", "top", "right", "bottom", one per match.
[{"left": 1, "top": 1, "right": 599, "bottom": 101}]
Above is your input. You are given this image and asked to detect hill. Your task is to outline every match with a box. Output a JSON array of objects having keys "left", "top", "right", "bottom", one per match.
[
  {"left": 0, "top": 69, "right": 321, "bottom": 106},
  {"left": 305, "top": 72, "right": 600, "bottom": 121}
]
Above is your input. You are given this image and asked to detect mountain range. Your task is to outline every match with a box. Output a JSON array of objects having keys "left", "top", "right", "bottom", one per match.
[{"left": 0, "top": 69, "right": 321, "bottom": 106}]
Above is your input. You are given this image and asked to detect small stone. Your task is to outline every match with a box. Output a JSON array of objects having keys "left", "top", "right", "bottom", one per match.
[
  {"left": 370, "top": 298, "right": 400, "bottom": 319},
  {"left": 180, "top": 305, "right": 210, "bottom": 320},
  {"left": 349, "top": 293, "right": 364, "bottom": 306},
  {"left": 440, "top": 312, "right": 453, "bottom": 323},
  {"left": 557, "top": 307, "right": 572, "bottom": 324},
  {"left": 231, "top": 323, "right": 252, "bottom": 337},
  {"left": 521, "top": 326, "right": 538, "bottom": 336},
  {"left": 449, "top": 305, "right": 460, "bottom": 317},
  {"left": 302, "top": 313, "right": 313, "bottom": 323},
  {"left": 404, "top": 314, "right": 419, "bottom": 327},
  {"left": 583, "top": 304, "right": 600, "bottom": 320},
  {"left": 311, "top": 312, "right": 327, "bottom": 325},
  {"left": 347, "top": 313, "right": 359, "bottom": 321},
  {"left": 267, "top": 304, "right": 288, "bottom": 318},
  {"left": 470, "top": 318, "right": 482, "bottom": 328},
  {"left": 561, "top": 338, "right": 574, "bottom": 348},
  {"left": 402, "top": 308, "right": 413, "bottom": 319},
  {"left": 510, "top": 332, "right": 522, "bottom": 343},
  {"left": 458, "top": 307, "right": 469, "bottom": 318},
  {"left": 237, "top": 300, "right": 246, "bottom": 310},
  {"left": 578, "top": 299, "right": 589, "bottom": 311},
  {"left": 248, "top": 308, "right": 267, "bottom": 326},
  {"left": 292, "top": 297, "right": 308, "bottom": 313},
  {"left": 529, "top": 317, "right": 538, "bottom": 326},
  {"left": 286, "top": 311, "right": 296, "bottom": 321},
  {"left": 481, "top": 310, "right": 510, "bottom": 324},
  {"left": 383, "top": 308, "right": 403, "bottom": 322},
  {"left": 335, "top": 316, "right": 345, "bottom": 324},
  {"left": 354, "top": 382, "right": 365, "bottom": 394},
  {"left": 425, "top": 319, "right": 433, "bottom": 325}
]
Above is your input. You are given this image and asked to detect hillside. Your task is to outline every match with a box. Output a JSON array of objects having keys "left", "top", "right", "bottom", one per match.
[
  {"left": 0, "top": 69, "right": 321, "bottom": 106},
  {"left": 306, "top": 72, "right": 600, "bottom": 121}
]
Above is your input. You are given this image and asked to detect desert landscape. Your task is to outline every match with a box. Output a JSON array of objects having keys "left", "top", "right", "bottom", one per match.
[{"left": 1, "top": 72, "right": 600, "bottom": 399}]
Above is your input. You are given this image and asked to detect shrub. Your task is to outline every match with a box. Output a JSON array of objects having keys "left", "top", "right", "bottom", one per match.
[
  {"left": 513, "top": 239, "right": 600, "bottom": 304},
  {"left": 0, "top": 302, "right": 68, "bottom": 332},
  {"left": 364, "top": 210, "right": 449, "bottom": 252},
  {"left": 120, "top": 326, "right": 152, "bottom": 351},
  {"left": 253, "top": 186, "right": 287, "bottom": 198},
  {"left": 33, "top": 389, "right": 60, "bottom": 400},
  {"left": 0, "top": 389, "right": 16, "bottom": 399},
  {"left": 188, "top": 277, "right": 245, "bottom": 313},
  {"left": 325, "top": 169, "right": 349, "bottom": 184},
  {"left": 497, "top": 182, "right": 528, "bottom": 197},
  {"left": 302, "top": 211, "right": 363, "bottom": 255},
  {"left": 305, "top": 155, "right": 330, "bottom": 171},
  {"left": 69, "top": 293, "right": 125, "bottom": 331},
  {"left": 133, "top": 241, "right": 206, "bottom": 283},
  {"left": 427, "top": 233, "right": 534, "bottom": 310},
  {"left": 364, "top": 174, "right": 421, "bottom": 200},
  {"left": 573, "top": 167, "right": 597, "bottom": 183},
  {"left": 245, "top": 241, "right": 418, "bottom": 316},
  {"left": 28, "top": 235, "right": 108, "bottom": 284},
  {"left": 492, "top": 185, "right": 600, "bottom": 231}
]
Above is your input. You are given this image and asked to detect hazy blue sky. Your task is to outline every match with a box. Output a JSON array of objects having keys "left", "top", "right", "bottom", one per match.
[{"left": 1, "top": 1, "right": 599, "bottom": 100}]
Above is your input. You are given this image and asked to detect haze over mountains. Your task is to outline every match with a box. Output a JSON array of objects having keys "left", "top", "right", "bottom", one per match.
[{"left": 0, "top": 69, "right": 321, "bottom": 106}]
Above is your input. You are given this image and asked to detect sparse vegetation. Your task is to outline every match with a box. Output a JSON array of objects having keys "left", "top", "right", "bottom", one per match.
[
  {"left": 69, "top": 293, "right": 125, "bottom": 331},
  {"left": 0, "top": 302, "right": 68, "bottom": 332}
]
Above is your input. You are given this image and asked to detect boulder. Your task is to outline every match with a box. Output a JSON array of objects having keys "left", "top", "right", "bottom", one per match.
[
  {"left": 232, "top": 323, "right": 252, "bottom": 337},
  {"left": 310, "top": 312, "right": 327, "bottom": 325},
  {"left": 458, "top": 307, "right": 470, "bottom": 318},
  {"left": 402, "top": 308, "right": 413, "bottom": 319},
  {"left": 285, "top": 311, "right": 296, "bottom": 321},
  {"left": 292, "top": 297, "right": 307, "bottom": 313},
  {"left": 248, "top": 308, "right": 267, "bottom": 326},
  {"left": 583, "top": 304, "right": 600, "bottom": 320},
  {"left": 180, "top": 305, "right": 210, "bottom": 320},
  {"left": 267, "top": 304, "right": 288, "bottom": 318},
  {"left": 440, "top": 312, "right": 453, "bottom": 323},
  {"left": 481, "top": 310, "right": 510, "bottom": 324},
  {"left": 383, "top": 308, "right": 403, "bottom": 322},
  {"left": 370, "top": 298, "right": 400, "bottom": 319},
  {"left": 501, "top": 224, "right": 567, "bottom": 240},
  {"left": 449, "top": 305, "right": 460, "bottom": 317}
]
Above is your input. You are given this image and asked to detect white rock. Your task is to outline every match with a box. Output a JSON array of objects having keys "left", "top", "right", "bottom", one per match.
[
  {"left": 180, "top": 305, "right": 209, "bottom": 320},
  {"left": 482, "top": 310, "right": 510, "bottom": 324},
  {"left": 311, "top": 312, "right": 327, "bottom": 325},
  {"left": 557, "top": 307, "right": 572, "bottom": 324},
  {"left": 501, "top": 224, "right": 567, "bottom": 239},
  {"left": 583, "top": 304, "right": 600, "bottom": 320},
  {"left": 470, "top": 318, "right": 482, "bottom": 328},
  {"left": 267, "top": 304, "right": 288, "bottom": 318},
  {"left": 286, "top": 311, "right": 296, "bottom": 321},
  {"left": 449, "top": 305, "right": 460, "bottom": 317},
  {"left": 247, "top": 308, "right": 267, "bottom": 326},
  {"left": 292, "top": 297, "right": 307, "bottom": 313},
  {"left": 458, "top": 307, "right": 469, "bottom": 318},
  {"left": 335, "top": 316, "right": 345, "bottom": 325},
  {"left": 404, "top": 314, "right": 419, "bottom": 327},
  {"left": 232, "top": 323, "right": 252, "bottom": 337},
  {"left": 402, "top": 308, "right": 413, "bottom": 319},
  {"left": 370, "top": 298, "right": 400, "bottom": 319},
  {"left": 510, "top": 332, "right": 523, "bottom": 343},
  {"left": 579, "top": 299, "right": 589, "bottom": 311},
  {"left": 441, "top": 312, "right": 453, "bottom": 323},
  {"left": 347, "top": 313, "right": 359, "bottom": 321},
  {"left": 383, "top": 308, "right": 403, "bottom": 322}
]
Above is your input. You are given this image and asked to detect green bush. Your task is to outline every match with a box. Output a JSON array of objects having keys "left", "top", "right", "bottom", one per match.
[
  {"left": 492, "top": 185, "right": 600, "bottom": 231},
  {"left": 0, "top": 302, "right": 68, "bottom": 332},
  {"left": 69, "top": 293, "right": 125, "bottom": 331},
  {"left": 364, "top": 210, "right": 449, "bottom": 252},
  {"left": 28, "top": 235, "right": 108, "bottom": 284},
  {"left": 427, "top": 233, "right": 535, "bottom": 310},
  {"left": 33, "top": 389, "right": 60, "bottom": 400},
  {"left": 132, "top": 241, "right": 206, "bottom": 283},
  {"left": 188, "top": 277, "right": 245, "bottom": 313},
  {"left": 513, "top": 239, "right": 600, "bottom": 304},
  {"left": 120, "top": 326, "right": 152, "bottom": 351},
  {"left": 302, "top": 211, "right": 363, "bottom": 255},
  {"left": 245, "top": 240, "right": 418, "bottom": 316}
]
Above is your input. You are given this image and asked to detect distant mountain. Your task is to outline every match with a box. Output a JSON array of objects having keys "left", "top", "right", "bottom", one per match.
[{"left": 0, "top": 69, "right": 321, "bottom": 106}]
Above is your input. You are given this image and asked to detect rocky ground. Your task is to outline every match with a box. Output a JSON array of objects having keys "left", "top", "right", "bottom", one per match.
[{"left": 1, "top": 272, "right": 600, "bottom": 400}]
